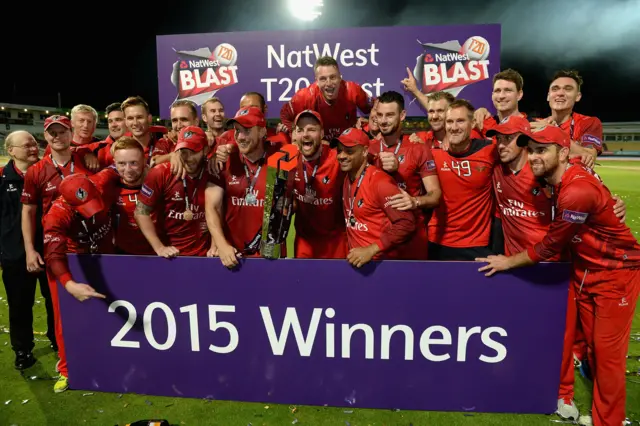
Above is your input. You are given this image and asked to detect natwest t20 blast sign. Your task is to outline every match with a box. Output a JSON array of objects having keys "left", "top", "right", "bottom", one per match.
[{"left": 156, "top": 24, "right": 500, "bottom": 119}]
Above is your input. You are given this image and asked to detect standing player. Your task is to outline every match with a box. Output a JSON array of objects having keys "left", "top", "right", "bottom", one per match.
[
  {"left": 135, "top": 126, "right": 211, "bottom": 258},
  {"left": 291, "top": 110, "right": 346, "bottom": 258},
  {"left": 367, "top": 91, "right": 442, "bottom": 259},
  {"left": 70, "top": 104, "right": 99, "bottom": 145},
  {"left": 477, "top": 125, "right": 640, "bottom": 426},
  {"left": 205, "top": 107, "right": 287, "bottom": 268},
  {"left": 201, "top": 97, "right": 226, "bottom": 145},
  {"left": 42, "top": 174, "right": 115, "bottom": 392},
  {"left": 541, "top": 70, "right": 603, "bottom": 160},
  {"left": 105, "top": 102, "right": 127, "bottom": 143},
  {"left": 334, "top": 127, "right": 417, "bottom": 267},
  {"left": 472, "top": 69, "right": 529, "bottom": 135},
  {"left": 428, "top": 100, "right": 498, "bottom": 260},
  {"left": 0, "top": 131, "right": 56, "bottom": 370},
  {"left": 121, "top": 96, "right": 173, "bottom": 167},
  {"left": 280, "top": 56, "right": 374, "bottom": 140},
  {"left": 487, "top": 118, "right": 627, "bottom": 422}
]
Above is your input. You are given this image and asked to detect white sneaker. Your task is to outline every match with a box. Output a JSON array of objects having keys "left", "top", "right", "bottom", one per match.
[
  {"left": 556, "top": 398, "right": 579, "bottom": 420},
  {"left": 574, "top": 353, "right": 582, "bottom": 368},
  {"left": 55, "top": 359, "right": 60, "bottom": 373},
  {"left": 578, "top": 414, "right": 593, "bottom": 426}
]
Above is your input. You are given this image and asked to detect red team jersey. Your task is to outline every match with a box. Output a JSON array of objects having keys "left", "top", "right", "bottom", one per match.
[
  {"left": 528, "top": 164, "right": 640, "bottom": 271},
  {"left": 43, "top": 198, "right": 115, "bottom": 285},
  {"left": 89, "top": 135, "right": 174, "bottom": 168},
  {"left": 293, "top": 145, "right": 345, "bottom": 239},
  {"left": 89, "top": 167, "right": 156, "bottom": 255},
  {"left": 138, "top": 163, "right": 209, "bottom": 256},
  {"left": 342, "top": 165, "right": 416, "bottom": 259},
  {"left": 557, "top": 112, "right": 603, "bottom": 155},
  {"left": 281, "top": 80, "right": 374, "bottom": 140},
  {"left": 21, "top": 153, "right": 94, "bottom": 216},
  {"left": 368, "top": 134, "right": 438, "bottom": 258},
  {"left": 493, "top": 161, "right": 558, "bottom": 257},
  {"left": 210, "top": 143, "right": 284, "bottom": 256},
  {"left": 429, "top": 140, "right": 498, "bottom": 248}
]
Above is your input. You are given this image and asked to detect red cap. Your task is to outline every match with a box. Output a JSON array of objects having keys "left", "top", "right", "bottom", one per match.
[
  {"left": 332, "top": 127, "right": 371, "bottom": 148},
  {"left": 517, "top": 125, "right": 571, "bottom": 149},
  {"left": 175, "top": 126, "right": 208, "bottom": 152},
  {"left": 226, "top": 106, "right": 266, "bottom": 129},
  {"left": 44, "top": 115, "right": 72, "bottom": 131},
  {"left": 294, "top": 109, "right": 324, "bottom": 128},
  {"left": 58, "top": 174, "right": 105, "bottom": 219},
  {"left": 486, "top": 115, "right": 531, "bottom": 137}
]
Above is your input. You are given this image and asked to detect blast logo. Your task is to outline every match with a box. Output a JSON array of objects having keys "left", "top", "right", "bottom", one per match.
[
  {"left": 411, "top": 36, "right": 491, "bottom": 98},
  {"left": 171, "top": 43, "right": 240, "bottom": 106}
]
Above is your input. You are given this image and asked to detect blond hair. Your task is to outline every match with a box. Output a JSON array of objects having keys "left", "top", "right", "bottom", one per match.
[
  {"left": 110, "top": 136, "right": 145, "bottom": 157},
  {"left": 71, "top": 104, "right": 98, "bottom": 122}
]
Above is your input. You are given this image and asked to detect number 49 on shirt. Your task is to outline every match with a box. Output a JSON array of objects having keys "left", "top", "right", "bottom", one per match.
[{"left": 451, "top": 160, "right": 472, "bottom": 177}]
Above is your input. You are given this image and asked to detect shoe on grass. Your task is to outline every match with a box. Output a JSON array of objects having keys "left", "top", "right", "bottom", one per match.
[
  {"left": 556, "top": 398, "right": 579, "bottom": 420},
  {"left": 54, "top": 375, "right": 68, "bottom": 393}
]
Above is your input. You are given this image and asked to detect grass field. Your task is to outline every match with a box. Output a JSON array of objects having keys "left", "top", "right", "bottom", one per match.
[{"left": 0, "top": 158, "right": 639, "bottom": 425}]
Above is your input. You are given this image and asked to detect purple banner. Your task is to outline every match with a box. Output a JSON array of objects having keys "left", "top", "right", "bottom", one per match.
[
  {"left": 60, "top": 255, "right": 568, "bottom": 414},
  {"left": 155, "top": 24, "right": 501, "bottom": 119}
]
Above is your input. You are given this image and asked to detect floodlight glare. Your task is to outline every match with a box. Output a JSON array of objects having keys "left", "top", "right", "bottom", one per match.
[{"left": 288, "top": 0, "right": 323, "bottom": 21}]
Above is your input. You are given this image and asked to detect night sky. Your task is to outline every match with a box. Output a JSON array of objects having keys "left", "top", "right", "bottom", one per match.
[{"left": 3, "top": 0, "right": 639, "bottom": 122}]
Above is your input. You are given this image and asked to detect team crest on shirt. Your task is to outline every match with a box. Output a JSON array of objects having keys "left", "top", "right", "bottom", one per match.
[
  {"left": 357, "top": 198, "right": 364, "bottom": 208},
  {"left": 322, "top": 176, "right": 330, "bottom": 184},
  {"left": 398, "top": 154, "right": 405, "bottom": 164},
  {"left": 532, "top": 187, "right": 541, "bottom": 196},
  {"left": 474, "top": 165, "right": 488, "bottom": 172}
]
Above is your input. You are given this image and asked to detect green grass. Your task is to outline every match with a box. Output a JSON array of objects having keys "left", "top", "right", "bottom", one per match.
[{"left": 0, "top": 160, "right": 639, "bottom": 425}]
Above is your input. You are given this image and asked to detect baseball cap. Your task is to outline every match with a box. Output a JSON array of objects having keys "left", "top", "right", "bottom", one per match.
[
  {"left": 294, "top": 109, "right": 324, "bottom": 128},
  {"left": 44, "top": 115, "right": 71, "bottom": 131},
  {"left": 486, "top": 115, "right": 531, "bottom": 137},
  {"left": 174, "top": 126, "right": 208, "bottom": 152},
  {"left": 517, "top": 125, "right": 571, "bottom": 149},
  {"left": 58, "top": 174, "right": 105, "bottom": 219},
  {"left": 226, "top": 106, "right": 266, "bottom": 129},
  {"left": 332, "top": 127, "right": 371, "bottom": 148}
]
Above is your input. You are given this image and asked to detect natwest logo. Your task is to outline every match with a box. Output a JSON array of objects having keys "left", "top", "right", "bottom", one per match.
[{"left": 434, "top": 53, "right": 469, "bottom": 62}]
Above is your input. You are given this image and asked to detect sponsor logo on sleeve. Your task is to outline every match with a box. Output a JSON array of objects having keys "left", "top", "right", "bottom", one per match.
[
  {"left": 581, "top": 134, "right": 602, "bottom": 147},
  {"left": 562, "top": 209, "right": 589, "bottom": 224},
  {"left": 141, "top": 184, "right": 153, "bottom": 198},
  {"left": 426, "top": 160, "right": 436, "bottom": 171}
]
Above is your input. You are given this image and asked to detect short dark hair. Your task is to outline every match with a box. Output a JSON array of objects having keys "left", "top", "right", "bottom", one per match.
[
  {"left": 106, "top": 102, "right": 122, "bottom": 115},
  {"left": 241, "top": 92, "right": 266, "bottom": 109},
  {"left": 377, "top": 91, "right": 405, "bottom": 111},
  {"left": 493, "top": 68, "right": 524, "bottom": 92},
  {"left": 171, "top": 99, "right": 198, "bottom": 119},
  {"left": 551, "top": 70, "right": 583, "bottom": 91},
  {"left": 314, "top": 56, "right": 339, "bottom": 73},
  {"left": 447, "top": 99, "right": 475, "bottom": 120}
]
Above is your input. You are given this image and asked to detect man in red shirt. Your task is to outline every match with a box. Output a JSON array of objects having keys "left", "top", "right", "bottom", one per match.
[
  {"left": 70, "top": 104, "right": 99, "bottom": 145},
  {"left": 21, "top": 115, "right": 94, "bottom": 274},
  {"left": 89, "top": 137, "right": 156, "bottom": 255},
  {"left": 478, "top": 125, "right": 640, "bottom": 426},
  {"left": 280, "top": 56, "right": 374, "bottom": 140},
  {"left": 334, "top": 127, "right": 416, "bottom": 267},
  {"left": 291, "top": 109, "right": 346, "bottom": 258},
  {"left": 472, "top": 69, "right": 529, "bottom": 135},
  {"left": 205, "top": 107, "right": 289, "bottom": 268},
  {"left": 539, "top": 70, "right": 603, "bottom": 159},
  {"left": 121, "top": 96, "right": 173, "bottom": 167},
  {"left": 429, "top": 100, "right": 498, "bottom": 260},
  {"left": 135, "top": 126, "right": 211, "bottom": 258},
  {"left": 367, "top": 91, "right": 442, "bottom": 259},
  {"left": 201, "top": 97, "right": 226, "bottom": 145},
  {"left": 105, "top": 102, "right": 127, "bottom": 143},
  {"left": 42, "top": 174, "right": 115, "bottom": 392},
  {"left": 486, "top": 116, "right": 628, "bottom": 421}
]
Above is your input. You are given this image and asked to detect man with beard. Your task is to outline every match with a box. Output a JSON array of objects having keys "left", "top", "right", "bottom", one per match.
[
  {"left": 42, "top": 174, "right": 115, "bottom": 392},
  {"left": 291, "top": 110, "right": 346, "bottom": 258},
  {"left": 367, "top": 91, "right": 441, "bottom": 260},
  {"left": 400, "top": 69, "right": 482, "bottom": 149},
  {"left": 335, "top": 127, "right": 416, "bottom": 268},
  {"left": 205, "top": 107, "right": 287, "bottom": 268},
  {"left": 477, "top": 125, "right": 640, "bottom": 426},
  {"left": 428, "top": 100, "right": 498, "bottom": 260},
  {"left": 0, "top": 131, "right": 56, "bottom": 370},
  {"left": 135, "top": 126, "right": 211, "bottom": 258},
  {"left": 280, "top": 56, "right": 374, "bottom": 140}
]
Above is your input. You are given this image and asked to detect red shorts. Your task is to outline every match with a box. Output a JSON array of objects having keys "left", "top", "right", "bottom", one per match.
[{"left": 294, "top": 232, "right": 347, "bottom": 259}]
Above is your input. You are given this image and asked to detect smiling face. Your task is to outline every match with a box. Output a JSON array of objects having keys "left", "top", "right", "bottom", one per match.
[
  {"left": 107, "top": 110, "right": 126, "bottom": 140},
  {"left": 527, "top": 141, "right": 569, "bottom": 178},
  {"left": 445, "top": 106, "right": 473, "bottom": 148},
  {"left": 124, "top": 105, "right": 152, "bottom": 138},
  {"left": 295, "top": 116, "right": 324, "bottom": 159},
  {"left": 336, "top": 143, "right": 367, "bottom": 174},
  {"left": 45, "top": 123, "right": 72, "bottom": 152},
  {"left": 315, "top": 65, "right": 342, "bottom": 102},
  {"left": 548, "top": 77, "right": 581, "bottom": 113},
  {"left": 114, "top": 148, "right": 145, "bottom": 185},
  {"left": 492, "top": 79, "right": 522, "bottom": 115},
  {"left": 376, "top": 101, "right": 406, "bottom": 137},
  {"left": 233, "top": 123, "right": 265, "bottom": 156},
  {"left": 496, "top": 132, "right": 524, "bottom": 164}
]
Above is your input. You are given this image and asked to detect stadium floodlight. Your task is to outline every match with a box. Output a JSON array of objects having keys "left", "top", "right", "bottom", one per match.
[{"left": 287, "top": 0, "right": 323, "bottom": 21}]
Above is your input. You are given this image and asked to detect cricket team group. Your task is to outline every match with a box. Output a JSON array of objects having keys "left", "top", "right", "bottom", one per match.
[{"left": 0, "top": 55, "right": 638, "bottom": 425}]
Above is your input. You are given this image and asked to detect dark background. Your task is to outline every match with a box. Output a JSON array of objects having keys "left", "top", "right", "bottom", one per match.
[{"left": 3, "top": 0, "right": 638, "bottom": 121}]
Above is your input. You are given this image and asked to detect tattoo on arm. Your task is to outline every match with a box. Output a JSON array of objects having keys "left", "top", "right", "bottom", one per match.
[{"left": 135, "top": 201, "right": 154, "bottom": 216}]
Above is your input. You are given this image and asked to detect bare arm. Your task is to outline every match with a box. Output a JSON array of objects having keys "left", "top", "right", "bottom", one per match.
[
  {"left": 417, "top": 175, "right": 442, "bottom": 209},
  {"left": 133, "top": 201, "right": 175, "bottom": 257},
  {"left": 205, "top": 182, "right": 239, "bottom": 267},
  {"left": 22, "top": 204, "right": 44, "bottom": 271}
]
